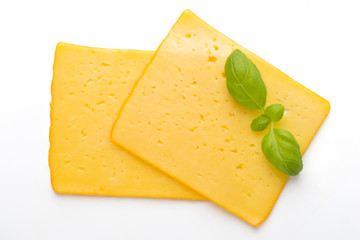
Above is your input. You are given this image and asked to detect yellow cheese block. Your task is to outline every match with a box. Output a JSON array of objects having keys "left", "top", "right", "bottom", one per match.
[
  {"left": 112, "top": 10, "right": 330, "bottom": 226},
  {"left": 49, "top": 42, "right": 203, "bottom": 199}
]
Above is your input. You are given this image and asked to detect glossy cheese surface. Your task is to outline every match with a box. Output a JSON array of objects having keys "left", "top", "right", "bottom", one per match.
[
  {"left": 49, "top": 42, "right": 203, "bottom": 199},
  {"left": 112, "top": 10, "right": 330, "bottom": 226}
]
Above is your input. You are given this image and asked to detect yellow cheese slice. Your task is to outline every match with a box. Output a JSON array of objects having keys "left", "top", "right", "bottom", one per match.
[
  {"left": 112, "top": 10, "right": 330, "bottom": 226},
  {"left": 49, "top": 42, "right": 203, "bottom": 199}
]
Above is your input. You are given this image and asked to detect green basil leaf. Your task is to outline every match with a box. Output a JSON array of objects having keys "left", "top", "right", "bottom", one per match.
[
  {"left": 225, "top": 49, "right": 267, "bottom": 110},
  {"left": 264, "top": 104, "right": 284, "bottom": 121},
  {"left": 261, "top": 128, "right": 303, "bottom": 176},
  {"left": 251, "top": 114, "right": 271, "bottom": 131}
]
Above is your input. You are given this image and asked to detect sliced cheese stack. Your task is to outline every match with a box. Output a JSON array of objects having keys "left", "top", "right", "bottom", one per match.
[
  {"left": 49, "top": 43, "right": 203, "bottom": 199},
  {"left": 112, "top": 10, "right": 330, "bottom": 226}
]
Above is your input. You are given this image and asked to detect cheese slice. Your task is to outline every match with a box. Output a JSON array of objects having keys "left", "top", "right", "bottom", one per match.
[
  {"left": 112, "top": 10, "right": 330, "bottom": 226},
  {"left": 49, "top": 42, "right": 203, "bottom": 199}
]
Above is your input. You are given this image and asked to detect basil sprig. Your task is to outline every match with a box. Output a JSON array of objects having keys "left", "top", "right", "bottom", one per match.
[{"left": 225, "top": 49, "right": 303, "bottom": 176}]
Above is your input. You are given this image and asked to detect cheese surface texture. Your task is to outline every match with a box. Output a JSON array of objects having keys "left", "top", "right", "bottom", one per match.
[
  {"left": 112, "top": 10, "right": 330, "bottom": 226},
  {"left": 49, "top": 42, "right": 203, "bottom": 199}
]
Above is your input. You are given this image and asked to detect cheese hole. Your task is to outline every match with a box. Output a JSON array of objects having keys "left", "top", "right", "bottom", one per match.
[
  {"left": 64, "top": 160, "right": 71, "bottom": 165},
  {"left": 185, "top": 33, "right": 191, "bottom": 38},
  {"left": 247, "top": 193, "right": 252, "bottom": 198},
  {"left": 213, "top": 45, "right": 219, "bottom": 50},
  {"left": 208, "top": 56, "right": 217, "bottom": 63},
  {"left": 84, "top": 78, "right": 95, "bottom": 87},
  {"left": 157, "top": 139, "right": 163, "bottom": 144},
  {"left": 189, "top": 126, "right": 198, "bottom": 132},
  {"left": 231, "top": 149, "right": 239, "bottom": 154},
  {"left": 221, "top": 72, "right": 226, "bottom": 78},
  {"left": 80, "top": 130, "right": 87, "bottom": 137},
  {"left": 200, "top": 114, "right": 205, "bottom": 121},
  {"left": 250, "top": 144, "right": 256, "bottom": 148},
  {"left": 237, "top": 163, "right": 244, "bottom": 171}
]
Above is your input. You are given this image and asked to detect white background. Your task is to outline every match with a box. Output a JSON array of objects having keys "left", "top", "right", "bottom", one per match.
[{"left": 1, "top": 0, "right": 359, "bottom": 239}]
